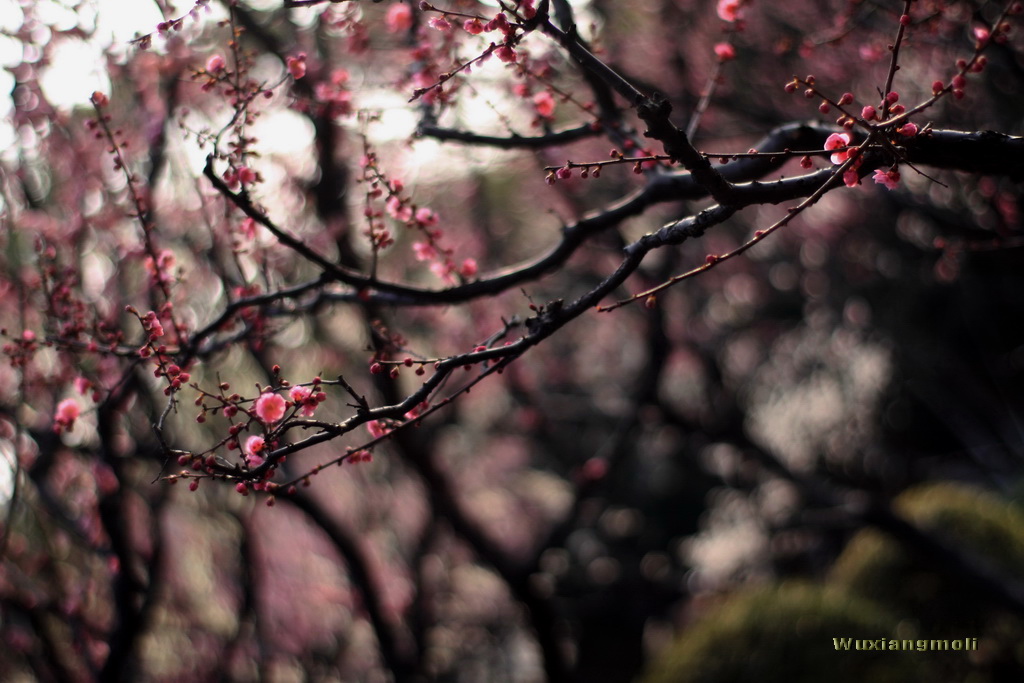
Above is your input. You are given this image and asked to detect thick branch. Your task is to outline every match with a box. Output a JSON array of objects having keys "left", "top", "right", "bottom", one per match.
[
  {"left": 417, "top": 122, "right": 600, "bottom": 149},
  {"left": 284, "top": 493, "right": 419, "bottom": 681}
]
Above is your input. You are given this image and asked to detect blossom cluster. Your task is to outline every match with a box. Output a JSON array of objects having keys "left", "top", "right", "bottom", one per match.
[{"left": 358, "top": 150, "right": 477, "bottom": 284}]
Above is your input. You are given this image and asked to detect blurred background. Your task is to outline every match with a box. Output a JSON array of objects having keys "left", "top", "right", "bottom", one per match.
[{"left": 1, "top": 0, "right": 1023, "bottom": 681}]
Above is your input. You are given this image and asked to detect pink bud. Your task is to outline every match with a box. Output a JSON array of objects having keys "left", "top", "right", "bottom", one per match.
[
  {"left": 897, "top": 122, "right": 918, "bottom": 137},
  {"left": 206, "top": 54, "right": 226, "bottom": 73},
  {"left": 713, "top": 42, "right": 736, "bottom": 61}
]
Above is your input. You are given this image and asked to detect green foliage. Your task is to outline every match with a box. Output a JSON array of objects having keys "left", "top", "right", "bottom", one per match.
[
  {"left": 640, "top": 582, "right": 928, "bottom": 683},
  {"left": 829, "top": 481, "right": 1024, "bottom": 676},
  {"left": 831, "top": 482, "right": 1024, "bottom": 625},
  {"left": 644, "top": 483, "right": 1024, "bottom": 683}
]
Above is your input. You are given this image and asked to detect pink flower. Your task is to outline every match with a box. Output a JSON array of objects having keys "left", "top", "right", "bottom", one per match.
[
  {"left": 385, "top": 4, "right": 413, "bottom": 33},
  {"left": 872, "top": 168, "right": 901, "bottom": 190},
  {"left": 843, "top": 169, "right": 860, "bottom": 187},
  {"left": 289, "top": 385, "right": 317, "bottom": 417},
  {"left": 286, "top": 53, "right": 306, "bottom": 79},
  {"left": 714, "top": 42, "right": 736, "bottom": 61},
  {"left": 429, "top": 16, "right": 451, "bottom": 31},
  {"left": 533, "top": 91, "right": 555, "bottom": 119},
  {"left": 717, "top": 0, "right": 742, "bottom": 22},
  {"left": 206, "top": 54, "right": 226, "bottom": 72},
  {"left": 415, "top": 207, "right": 439, "bottom": 226},
  {"left": 412, "top": 241, "right": 438, "bottom": 262},
  {"left": 459, "top": 258, "right": 478, "bottom": 278},
  {"left": 237, "top": 166, "right": 257, "bottom": 185},
  {"left": 897, "top": 122, "right": 918, "bottom": 137},
  {"left": 824, "top": 132, "right": 852, "bottom": 164},
  {"left": 861, "top": 105, "right": 877, "bottom": 121},
  {"left": 496, "top": 45, "right": 517, "bottom": 63},
  {"left": 386, "top": 195, "right": 413, "bottom": 222},
  {"left": 485, "top": 13, "right": 511, "bottom": 35},
  {"left": 464, "top": 18, "right": 484, "bottom": 34},
  {"left": 366, "top": 420, "right": 388, "bottom": 439},
  {"left": 431, "top": 260, "right": 456, "bottom": 284},
  {"left": 330, "top": 68, "right": 350, "bottom": 86},
  {"left": 245, "top": 435, "right": 266, "bottom": 466},
  {"left": 239, "top": 217, "right": 257, "bottom": 240},
  {"left": 254, "top": 391, "right": 287, "bottom": 424},
  {"left": 54, "top": 398, "right": 80, "bottom": 434}
]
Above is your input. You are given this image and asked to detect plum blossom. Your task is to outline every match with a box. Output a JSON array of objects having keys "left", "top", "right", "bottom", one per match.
[
  {"left": 239, "top": 217, "right": 257, "bottom": 240},
  {"left": 254, "top": 391, "right": 287, "bottom": 424},
  {"left": 717, "top": 0, "right": 742, "bottom": 22},
  {"left": 533, "top": 91, "right": 556, "bottom": 119},
  {"left": 385, "top": 3, "right": 413, "bottom": 33},
  {"left": 412, "top": 242, "right": 438, "bottom": 262},
  {"left": 897, "top": 122, "right": 919, "bottom": 137},
  {"left": 245, "top": 435, "right": 266, "bottom": 466},
  {"left": 415, "top": 207, "right": 439, "bottom": 226},
  {"left": 206, "top": 54, "right": 225, "bottom": 72},
  {"left": 286, "top": 53, "right": 306, "bottom": 79},
  {"left": 54, "top": 399, "right": 80, "bottom": 434},
  {"left": 386, "top": 195, "right": 413, "bottom": 222},
  {"left": 431, "top": 261, "right": 455, "bottom": 282},
  {"left": 289, "top": 385, "right": 318, "bottom": 417},
  {"left": 496, "top": 45, "right": 517, "bottom": 63},
  {"left": 824, "top": 132, "right": 852, "bottom": 164},
  {"left": 237, "top": 166, "right": 257, "bottom": 185},
  {"left": 429, "top": 16, "right": 451, "bottom": 31},
  {"left": 314, "top": 69, "right": 354, "bottom": 117},
  {"left": 367, "top": 420, "right": 389, "bottom": 439},
  {"left": 714, "top": 42, "right": 736, "bottom": 61},
  {"left": 843, "top": 169, "right": 860, "bottom": 187},
  {"left": 459, "top": 258, "right": 478, "bottom": 278},
  {"left": 872, "top": 168, "right": 901, "bottom": 190}
]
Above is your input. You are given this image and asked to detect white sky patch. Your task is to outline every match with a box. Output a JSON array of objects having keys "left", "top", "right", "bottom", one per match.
[
  {"left": 0, "top": 439, "right": 14, "bottom": 509},
  {"left": 38, "top": 38, "right": 111, "bottom": 110},
  {"left": 93, "top": 0, "right": 164, "bottom": 43}
]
